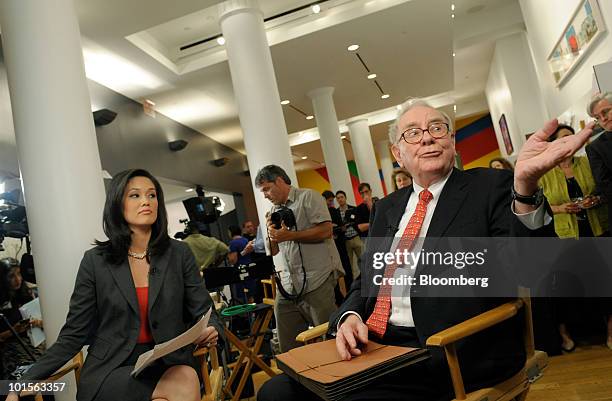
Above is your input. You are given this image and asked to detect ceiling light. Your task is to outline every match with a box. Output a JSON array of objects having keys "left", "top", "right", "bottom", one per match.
[
  {"left": 381, "top": 94, "right": 390, "bottom": 99},
  {"left": 451, "top": 13, "right": 455, "bottom": 19},
  {"left": 453, "top": 104, "right": 457, "bottom": 112},
  {"left": 347, "top": 44, "right": 360, "bottom": 52},
  {"left": 306, "top": 115, "right": 314, "bottom": 120},
  {"left": 396, "top": 105, "right": 402, "bottom": 110},
  {"left": 367, "top": 73, "right": 377, "bottom": 80},
  {"left": 341, "top": 135, "right": 347, "bottom": 139},
  {"left": 301, "top": 156, "right": 308, "bottom": 160},
  {"left": 312, "top": 4, "right": 321, "bottom": 13},
  {"left": 281, "top": 100, "right": 290, "bottom": 105},
  {"left": 216, "top": 36, "right": 226, "bottom": 45},
  {"left": 451, "top": 4, "right": 455, "bottom": 11},
  {"left": 185, "top": 188, "right": 194, "bottom": 192},
  {"left": 453, "top": 52, "right": 456, "bottom": 57}
]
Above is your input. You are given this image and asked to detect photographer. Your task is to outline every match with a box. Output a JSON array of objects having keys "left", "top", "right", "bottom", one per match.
[{"left": 255, "top": 165, "right": 341, "bottom": 352}]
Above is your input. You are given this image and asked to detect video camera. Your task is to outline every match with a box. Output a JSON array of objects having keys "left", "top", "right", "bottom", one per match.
[{"left": 0, "top": 190, "right": 28, "bottom": 251}]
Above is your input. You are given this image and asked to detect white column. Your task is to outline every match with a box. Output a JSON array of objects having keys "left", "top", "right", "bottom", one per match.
[
  {"left": 219, "top": 0, "right": 297, "bottom": 232},
  {"left": 307, "top": 87, "right": 355, "bottom": 204},
  {"left": 346, "top": 118, "right": 384, "bottom": 199},
  {"left": 0, "top": 1, "right": 105, "bottom": 399},
  {"left": 376, "top": 140, "right": 395, "bottom": 195}
]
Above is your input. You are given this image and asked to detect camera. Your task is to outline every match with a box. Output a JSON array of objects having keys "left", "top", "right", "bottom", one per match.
[
  {"left": 270, "top": 207, "right": 296, "bottom": 229},
  {"left": 0, "top": 190, "right": 28, "bottom": 251}
]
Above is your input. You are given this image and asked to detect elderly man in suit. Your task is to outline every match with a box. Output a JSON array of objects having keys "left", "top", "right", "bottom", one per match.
[
  {"left": 586, "top": 92, "right": 612, "bottom": 236},
  {"left": 258, "top": 98, "right": 593, "bottom": 401}
]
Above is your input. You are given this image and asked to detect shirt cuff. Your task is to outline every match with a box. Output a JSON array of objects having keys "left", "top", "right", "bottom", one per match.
[
  {"left": 335, "top": 311, "right": 363, "bottom": 333},
  {"left": 511, "top": 201, "right": 553, "bottom": 230}
]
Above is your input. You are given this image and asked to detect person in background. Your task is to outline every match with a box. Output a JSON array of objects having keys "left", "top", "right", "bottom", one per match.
[
  {"left": 489, "top": 157, "right": 514, "bottom": 171},
  {"left": 539, "top": 124, "right": 610, "bottom": 351},
  {"left": 241, "top": 220, "right": 257, "bottom": 241},
  {"left": 391, "top": 168, "right": 412, "bottom": 190},
  {"left": 586, "top": 92, "right": 612, "bottom": 237},
  {"left": 183, "top": 222, "right": 229, "bottom": 271},
  {"left": 355, "top": 183, "right": 374, "bottom": 238},
  {"left": 335, "top": 190, "right": 363, "bottom": 281},
  {"left": 0, "top": 257, "right": 44, "bottom": 380},
  {"left": 323, "top": 190, "right": 352, "bottom": 302},
  {"left": 228, "top": 225, "right": 255, "bottom": 303},
  {"left": 6, "top": 169, "right": 222, "bottom": 401}
]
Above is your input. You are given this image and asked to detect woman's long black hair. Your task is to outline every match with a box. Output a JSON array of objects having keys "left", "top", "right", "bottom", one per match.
[{"left": 95, "top": 169, "right": 170, "bottom": 264}]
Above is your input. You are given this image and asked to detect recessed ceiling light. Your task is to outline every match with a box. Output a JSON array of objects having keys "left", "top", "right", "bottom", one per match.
[
  {"left": 185, "top": 188, "right": 194, "bottom": 192},
  {"left": 396, "top": 105, "right": 402, "bottom": 110},
  {"left": 281, "top": 100, "right": 290, "bottom": 105},
  {"left": 381, "top": 94, "right": 390, "bottom": 99},
  {"left": 453, "top": 52, "right": 456, "bottom": 57},
  {"left": 367, "top": 73, "right": 377, "bottom": 80},
  {"left": 451, "top": 13, "right": 455, "bottom": 19},
  {"left": 451, "top": 4, "right": 455, "bottom": 11},
  {"left": 301, "top": 156, "right": 308, "bottom": 160},
  {"left": 347, "top": 44, "right": 360, "bottom": 52},
  {"left": 306, "top": 115, "right": 314, "bottom": 120},
  {"left": 312, "top": 4, "right": 321, "bottom": 13},
  {"left": 217, "top": 36, "right": 226, "bottom": 45},
  {"left": 341, "top": 135, "right": 347, "bottom": 139},
  {"left": 453, "top": 104, "right": 457, "bottom": 112}
]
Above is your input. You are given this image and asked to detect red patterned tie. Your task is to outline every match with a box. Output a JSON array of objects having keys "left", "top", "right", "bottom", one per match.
[{"left": 366, "top": 189, "right": 433, "bottom": 337}]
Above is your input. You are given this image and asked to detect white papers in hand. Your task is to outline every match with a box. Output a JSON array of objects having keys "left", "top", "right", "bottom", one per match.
[
  {"left": 131, "top": 308, "right": 212, "bottom": 377},
  {"left": 19, "top": 298, "right": 46, "bottom": 348}
]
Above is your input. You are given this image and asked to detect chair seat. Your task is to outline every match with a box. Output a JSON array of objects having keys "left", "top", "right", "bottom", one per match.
[{"left": 454, "top": 351, "right": 548, "bottom": 401}]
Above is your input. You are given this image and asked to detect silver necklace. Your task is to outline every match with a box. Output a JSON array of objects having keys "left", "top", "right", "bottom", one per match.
[{"left": 128, "top": 249, "right": 148, "bottom": 259}]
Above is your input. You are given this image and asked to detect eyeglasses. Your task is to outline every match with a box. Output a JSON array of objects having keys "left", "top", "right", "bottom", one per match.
[
  {"left": 400, "top": 122, "right": 449, "bottom": 144},
  {"left": 594, "top": 107, "right": 612, "bottom": 122}
]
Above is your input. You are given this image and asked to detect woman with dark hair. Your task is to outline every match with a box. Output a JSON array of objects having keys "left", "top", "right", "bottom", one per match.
[
  {"left": 0, "top": 258, "right": 44, "bottom": 380},
  {"left": 488, "top": 157, "right": 514, "bottom": 171},
  {"left": 391, "top": 168, "right": 412, "bottom": 191},
  {"left": 6, "top": 169, "right": 223, "bottom": 401}
]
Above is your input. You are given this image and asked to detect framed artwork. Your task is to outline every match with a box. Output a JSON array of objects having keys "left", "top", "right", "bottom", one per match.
[
  {"left": 547, "top": 0, "right": 606, "bottom": 87},
  {"left": 499, "top": 114, "right": 514, "bottom": 155}
]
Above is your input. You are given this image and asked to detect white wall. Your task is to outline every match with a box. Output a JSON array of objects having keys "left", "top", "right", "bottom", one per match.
[
  {"left": 520, "top": 0, "right": 612, "bottom": 118},
  {"left": 486, "top": 32, "right": 548, "bottom": 158}
]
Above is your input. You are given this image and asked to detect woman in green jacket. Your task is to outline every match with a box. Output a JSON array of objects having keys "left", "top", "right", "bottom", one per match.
[{"left": 539, "top": 124, "right": 610, "bottom": 352}]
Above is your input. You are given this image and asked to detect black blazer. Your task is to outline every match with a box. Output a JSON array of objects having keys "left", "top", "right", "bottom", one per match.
[
  {"left": 586, "top": 131, "right": 612, "bottom": 229},
  {"left": 24, "top": 239, "right": 223, "bottom": 401},
  {"left": 329, "top": 168, "right": 552, "bottom": 392}
]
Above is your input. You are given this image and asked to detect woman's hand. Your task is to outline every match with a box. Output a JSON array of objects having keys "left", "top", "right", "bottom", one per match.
[
  {"left": 193, "top": 326, "right": 218, "bottom": 348},
  {"left": 581, "top": 195, "right": 600, "bottom": 209},
  {"left": 30, "top": 319, "right": 43, "bottom": 329},
  {"left": 552, "top": 202, "right": 582, "bottom": 214}
]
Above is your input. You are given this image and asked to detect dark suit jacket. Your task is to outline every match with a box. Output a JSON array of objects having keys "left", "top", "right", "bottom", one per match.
[
  {"left": 329, "top": 168, "right": 551, "bottom": 393},
  {"left": 586, "top": 131, "right": 612, "bottom": 230},
  {"left": 24, "top": 239, "right": 223, "bottom": 401}
]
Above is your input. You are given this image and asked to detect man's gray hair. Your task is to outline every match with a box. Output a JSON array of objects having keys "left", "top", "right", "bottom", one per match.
[
  {"left": 254, "top": 164, "right": 291, "bottom": 187},
  {"left": 587, "top": 92, "right": 612, "bottom": 117},
  {"left": 388, "top": 98, "right": 454, "bottom": 144}
]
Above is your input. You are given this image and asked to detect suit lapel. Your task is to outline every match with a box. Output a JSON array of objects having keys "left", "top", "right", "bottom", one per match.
[
  {"left": 426, "top": 168, "right": 469, "bottom": 238},
  {"left": 148, "top": 244, "right": 171, "bottom": 313},
  {"left": 385, "top": 187, "right": 413, "bottom": 236},
  {"left": 108, "top": 259, "right": 139, "bottom": 316}
]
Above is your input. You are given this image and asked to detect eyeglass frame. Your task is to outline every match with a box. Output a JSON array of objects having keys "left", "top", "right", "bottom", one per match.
[{"left": 399, "top": 122, "right": 450, "bottom": 144}]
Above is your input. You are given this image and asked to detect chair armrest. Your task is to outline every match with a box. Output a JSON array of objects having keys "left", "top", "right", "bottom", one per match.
[
  {"left": 296, "top": 322, "right": 329, "bottom": 343},
  {"left": 426, "top": 299, "right": 524, "bottom": 347}
]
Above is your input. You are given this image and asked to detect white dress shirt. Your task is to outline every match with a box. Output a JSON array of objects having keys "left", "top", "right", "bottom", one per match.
[{"left": 337, "top": 172, "right": 550, "bottom": 330}]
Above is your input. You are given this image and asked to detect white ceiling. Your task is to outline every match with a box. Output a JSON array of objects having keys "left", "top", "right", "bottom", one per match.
[{"left": 0, "top": 0, "right": 527, "bottom": 175}]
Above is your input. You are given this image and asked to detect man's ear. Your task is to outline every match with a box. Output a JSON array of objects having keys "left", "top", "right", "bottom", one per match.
[{"left": 391, "top": 143, "right": 403, "bottom": 167}]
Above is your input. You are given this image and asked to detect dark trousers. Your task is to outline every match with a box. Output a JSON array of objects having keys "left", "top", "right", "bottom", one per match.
[{"left": 258, "top": 325, "right": 453, "bottom": 401}]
